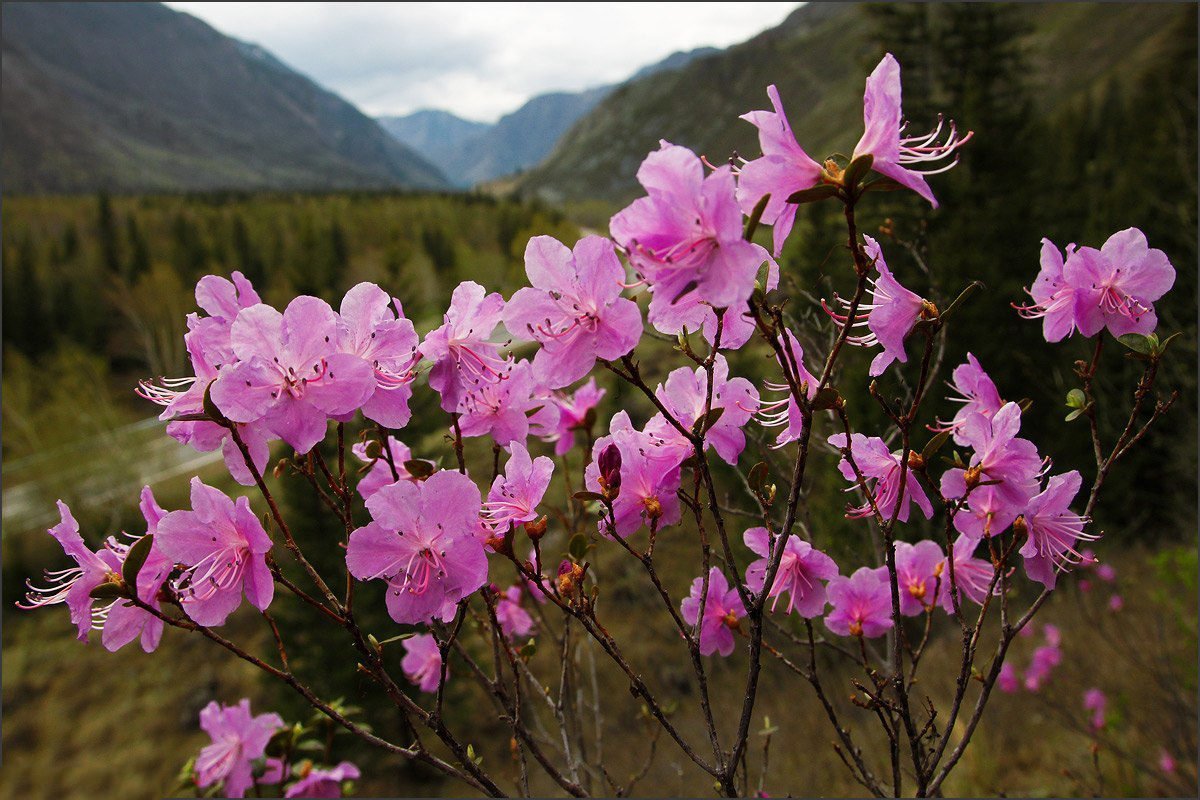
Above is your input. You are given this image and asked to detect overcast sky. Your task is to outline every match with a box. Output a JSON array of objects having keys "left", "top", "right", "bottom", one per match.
[{"left": 167, "top": 2, "right": 800, "bottom": 123}]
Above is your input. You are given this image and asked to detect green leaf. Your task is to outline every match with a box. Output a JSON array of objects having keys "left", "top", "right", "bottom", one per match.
[
  {"left": 89, "top": 581, "right": 126, "bottom": 600},
  {"left": 748, "top": 461, "right": 769, "bottom": 492},
  {"left": 692, "top": 406, "right": 725, "bottom": 437},
  {"left": 363, "top": 439, "right": 383, "bottom": 459},
  {"left": 572, "top": 490, "right": 605, "bottom": 503},
  {"left": 122, "top": 534, "right": 154, "bottom": 591},
  {"left": 403, "top": 459, "right": 434, "bottom": 479},
  {"left": 811, "top": 387, "right": 842, "bottom": 411},
  {"left": 743, "top": 192, "right": 771, "bottom": 241},
  {"left": 861, "top": 176, "right": 906, "bottom": 193},
  {"left": 785, "top": 184, "right": 840, "bottom": 204},
  {"left": 842, "top": 153, "right": 874, "bottom": 188},
  {"left": 568, "top": 533, "right": 589, "bottom": 562},
  {"left": 1064, "top": 408, "right": 1086, "bottom": 422},
  {"left": 921, "top": 430, "right": 951, "bottom": 462},
  {"left": 1065, "top": 389, "right": 1086, "bottom": 409},
  {"left": 201, "top": 380, "right": 230, "bottom": 427},
  {"left": 518, "top": 638, "right": 537, "bottom": 659},
  {"left": 1117, "top": 333, "right": 1155, "bottom": 355}
]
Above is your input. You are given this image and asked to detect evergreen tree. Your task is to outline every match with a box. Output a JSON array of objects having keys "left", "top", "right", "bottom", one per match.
[{"left": 125, "top": 215, "right": 151, "bottom": 282}]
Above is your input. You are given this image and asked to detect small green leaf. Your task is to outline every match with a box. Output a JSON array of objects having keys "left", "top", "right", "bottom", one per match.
[
  {"left": 743, "top": 192, "right": 772, "bottom": 241},
  {"left": 201, "top": 380, "right": 230, "bottom": 427},
  {"left": 748, "top": 461, "right": 769, "bottom": 492},
  {"left": 811, "top": 387, "right": 842, "bottom": 411},
  {"left": 363, "top": 440, "right": 383, "bottom": 459},
  {"left": 785, "top": 184, "right": 840, "bottom": 204},
  {"left": 842, "top": 153, "right": 874, "bottom": 188},
  {"left": 518, "top": 638, "right": 537, "bottom": 659},
  {"left": 403, "top": 459, "right": 435, "bottom": 479},
  {"left": 861, "top": 176, "right": 906, "bottom": 193},
  {"left": 1064, "top": 408, "right": 1086, "bottom": 422},
  {"left": 89, "top": 581, "right": 126, "bottom": 600},
  {"left": 572, "top": 490, "right": 605, "bottom": 503},
  {"left": 692, "top": 406, "right": 725, "bottom": 436},
  {"left": 1065, "top": 389, "right": 1086, "bottom": 409},
  {"left": 1155, "top": 331, "right": 1182, "bottom": 356},
  {"left": 921, "top": 430, "right": 951, "bottom": 462},
  {"left": 122, "top": 534, "right": 154, "bottom": 591},
  {"left": 568, "top": 533, "right": 589, "bottom": 562},
  {"left": 1117, "top": 333, "right": 1155, "bottom": 355}
]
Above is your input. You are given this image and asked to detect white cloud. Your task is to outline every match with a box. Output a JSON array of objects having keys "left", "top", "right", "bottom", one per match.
[{"left": 166, "top": 2, "right": 800, "bottom": 122}]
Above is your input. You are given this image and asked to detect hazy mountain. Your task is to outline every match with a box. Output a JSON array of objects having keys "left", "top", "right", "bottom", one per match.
[
  {"left": 381, "top": 46, "right": 722, "bottom": 187},
  {"left": 516, "top": 2, "right": 1194, "bottom": 203},
  {"left": 1, "top": 2, "right": 448, "bottom": 193}
]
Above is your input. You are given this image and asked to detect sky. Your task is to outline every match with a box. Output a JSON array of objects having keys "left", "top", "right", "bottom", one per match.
[{"left": 167, "top": 2, "right": 800, "bottom": 123}]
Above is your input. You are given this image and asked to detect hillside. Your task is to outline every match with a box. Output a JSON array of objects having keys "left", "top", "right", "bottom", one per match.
[
  {"left": 516, "top": 2, "right": 1194, "bottom": 203},
  {"left": 1, "top": 2, "right": 448, "bottom": 193}
]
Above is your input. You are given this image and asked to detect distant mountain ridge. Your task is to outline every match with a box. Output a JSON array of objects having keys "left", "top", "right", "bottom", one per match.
[
  {"left": 380, "top": 46, "right": 721, "bottom": 187},
  {"left": 2, "top": 2, "right": 448, "bottom": 193}
]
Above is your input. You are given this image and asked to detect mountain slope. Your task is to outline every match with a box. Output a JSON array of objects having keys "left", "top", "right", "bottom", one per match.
[
  {"left": 517, "top": 1, "right": 1192, "bottom": 203},
  {"left": 377, "top": 110, "right": 491, "bottom": 170},
  {"left": 1, "top": 2, "right": 448, "bottom": 193}
]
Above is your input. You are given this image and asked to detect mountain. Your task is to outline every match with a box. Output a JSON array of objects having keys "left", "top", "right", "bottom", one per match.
[
  {"left": 1, "top": 2, "right": 448, "bottom": 193},
  {"left": 380, "top": 46, "right": 722, "bottom": 187},
  {"left": 516, "top": 1, "right": 1194, "bottom": 203}
]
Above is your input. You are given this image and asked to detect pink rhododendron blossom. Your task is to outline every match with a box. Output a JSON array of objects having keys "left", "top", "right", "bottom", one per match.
[
  {"left": 352, "top": 437, "right": 431, "bottom": 500},
  {"left": 938, "top": 534, "right": 996, "bottom": 614},
  {"left": 680, "top": 567, "right": 746, "bottom": 657},
  {"left": 743, "top": 528, "right": 838, "bottom": 617},
  {"left": 610, "top": 141, "right": 772, "bottom": 327},
  {"left": 157, "top": 478, "right": 275, "bottom": 626},
  {"left": 484, "top": 443, "right": 554, "bottom": 530},
  {"left": 211, "top": 296, "right": 375, "bottom": 454},
  {"left": 997, "top": 661, "right": 1019, "bottom": 694},
  {"left": 825, "top": 567, "right": 893, "bottom": 638},
  {"left": 826, "top": 235, "right": 930, "bottom": 376},
  {"left": 401, "top": 633, "right": 444, "bottom": 693},
  {"left": 421, "top": 281, "right": 512, "bottom": 413},
  {"left": 457, "top": 360, "right": 556, "bottom": 447},
  {"left": 1018, "top": 470, "right": 1094, "bottom": 589},
  {"left": 585, "top": 412, "right": 683, "bottom": 537},
  {"left": 1096, "top": 562, "right": 1116, "bottom": 582},
  {"left": 18, "top": 500, "right": 122, "bottom": 640},
  {"left": 187, "top": 270, "right": 263, "bottom": 365},
  {"left": 1108, "top": 594, "right": 1124, "bottom": 612},
  {"left": 736, "top": 84, "right": 824, "bottom": 257},
  {"left": 1083, "top": 688, "right": 1107, "bottom": 730},
  {"left": 504, "top": 235, "right": 642, "bottom": 388},
  {"left": 942, "top": 403, "right": 1043, "bottom": 537},
  {"left": 100, "top": 487, "right": 174, "bottom": 653},
  {"left": 757, "top": 329, "right": 821, "bottom": 448},
  {"left": 644, "top": 258, "right": 779, "bottom": 351},
  {"left": 1023, "top": 643, "right": 1062, "bottom": 691},
  {"left": 195, "top": 699, "right": 284, "bottom": 798},
  {"left": 346, "top": 470, "right": 487, "bottom": 625},
  {"left": 541, "top": 378, "right": 605, "bottom": 456},
  {"left": 1158, "top": 750, "right": 1177, "bottom": 775},
  {"left": 285, "top": 762, "right": 361, "bottom": 799},
  {"left": 886, "top": 540, "right": 945, "bottom": 616},
  {"left": 337, "top": 282, "right": 419, "bottom": 428},
  {"left": 644, "top": 354, "right": 759, "bottom": 465},
  {"left": 1015, "top": 238, "right": 1081, "bottom": 342},
  {"left": 853, "top": 53, "right": 970, "bottom": 206},
  {"left": 1066, "top": 227, "right": 1175, "bottom": 338},
  {"left": 829, "top": 431, "right": 934, "bottom": 522},
  {"left": 495, "top": 585, "right": 536, "bottom": 639},
  {"left": 933, "top": 353, "right": 1005, "bottom": 446}
]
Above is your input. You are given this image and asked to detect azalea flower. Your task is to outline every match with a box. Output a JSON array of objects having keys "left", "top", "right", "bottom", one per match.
[
  {"left": 853, "top": 53, "right": 971, "bottom": 206},
  {"left": 644, "top": 354, "right": 760, "bottom": 465},
  {"left": 285, "top": 761, "right": 361, "bottom": 799},
  {"left": 933, "top": 353, "right": 1005, "bottom": 446},
  {"left": 100, "top": 487, "right": 174, "bottom": 653},
  {"left": 757, "top": 329, "right": 820, "bottom": 448},
  {"left": 352, "top": 436, "right": 431, "bottom": 500},
  {"left": 484, "top": 442, "right": 554, "bottom": 530},
  {"left": 1015, "top": 238, "right": 1081, "bottom": 342},
  {"left": 457, "top": 360, "right": 557, "bottom": 447},
  {"left": 829, "top": 431, "right": 934, "bottom": 523},
  {"left": 346, "top": 470, "right": 488, "bottom": 625},
  {"left": 195, "top": 699, "right": 284, "bottom": 798},
  {"left": 1023, "top": 642, "right": 1062, "bottom": 691},
  {"left": 1017, "top": 470, "right": 1094, "bottom": 589},
  {"left": 157, "top": 478, "right": 275, "bottom": 627},
  {"left": 825, "top": 567, "right": 893, "bottom": 638},
  {"left": 997, "top": 661, "right": 1019, "bottom": 693},
  {"left": 938, "top": 533, "right": 996, "bottom": 614},
  {"left": 680, "top": 567, "right": 746, "bottom": 657},
  {"left": 503, "top": 235, "right": 642, "bottom": 388},
  {"left": 337, "top": 282, "right": 419, "bottom": 428},
  {"left": 1083, "top": 688, "right": 1107, "bottom": 730},
  {"left": 401, "top": 633, "right": 444, "bottom": 693},
  {"left": 736, "top": 84, "right": 824, "bottom": 257},
  {"left": 210, "top": 296, "right": 375, "bottom": 454},
  {"left": 186, "top": 270, "right": 263, "bottom": 366},
  {"left": 888, "top": 540, "right": 945, "bottom": 616},
  {"left": 495, "top": 584, "right": 536, "bottom": 639},
  {"left": 743, "top": 528, "right": 838, "bottom": 617},
  {"left": 541, "top": 378, "right": 605, "bottom": 456},
  {"left": 1066, "top": 227, "right": 1175, "bottom": 338},
  {"left": 421, "top": 281, "right": 512, "bottom": 413},
  {"left": 584, "top": 412, "right": 683, "bottom": 537}
]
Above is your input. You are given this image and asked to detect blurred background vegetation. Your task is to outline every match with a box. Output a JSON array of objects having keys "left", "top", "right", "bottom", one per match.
[{"left": 2, "top": 2, "right": 1195, "bottom": 798}]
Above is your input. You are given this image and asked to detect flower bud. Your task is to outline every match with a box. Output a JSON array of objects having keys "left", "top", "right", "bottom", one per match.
[
  {"left": 907, "top": 451, "right": 925, "bottom": 471},
  {"left": 523, "top": 516, "right": 548, "bottom": 540},
  {"left": 487, "top": 528, "right": 515, "bottom": 558},
  {"left": 963, "top": 465, "right": 983, "bottom": 490},
  {"left": 919, "top": 299, "right": 940, "bottom": 320},
  {"left": 598, "top": 444, "right": 622, "bottom": 499},
  {"left": 1012, "top": 514, "right": 1028, "bottom": 541},
  {"left": 642, "top": 495, "right": 663, "bottom": 520},
  {"left": 557, "top": 560, "right": 585, "bottom": 600}
]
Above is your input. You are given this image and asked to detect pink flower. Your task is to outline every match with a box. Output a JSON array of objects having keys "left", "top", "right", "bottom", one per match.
[
  {"left": 997, "top": 661, "right": 1019, "bottom": 693},
  {"left": 421, "top": 281, "right": 511, "bottom": 413},
  {"left": 680, "top": 567, "right": 746, "bottom": 657},
  {"left": 743, "top": 528, "right": 839, "bottom": 617},
  {"left": 889, "top": 540, "right": 945, "bottom": 616},
  {"left": 210, "top": 296, "right": 375, "bottom": 454},
  {"left": 484, "top": 443, "right": 554, "bottom": 530},
  {"left": 584, "top": 412, "right": 683, "bottom": 537},
  {"left": 503, "top": 235, "right": 642, "bottom": 388},
  {"left": 1018, "top": 470, "right": 1094, "bottom": 589},
  {"left": 285, "top": 762, "right": 361, "bottom": 798},
  {"left": 853, "top": 53, "right": 970, "bottom": 206},
  {"left": 825, "top": 567, "right": 893, "bottom": 638},
  {"left": 642, "top": 258, "right": 779, "bottom": 351},
  {"left": 337, "top": 282, "right": 419, "bottom": 428},
  {"left": 933, "top": 353, "right": 1005, "bottom": 446},
  {"left": 186, "top": 270, "right": 263, "bottom": 365},
  {"left": 157, "top": 478, "right": 275, "bottom": 626},
  {"left": 1043, "top": 623, "right": 1062, "bottom": 647},
  {"left": 346, "top": 470, "right": 488, "bottom": 625},
  {"left": 1096, "top": 562, "right": 1116, "bottom": 582},
  {"left": 757, "top": 329, "right": 820, "bottom": 448},
  {"left": 401, "top": 633, "right": 444, "bottom": 693},
  {"left": 1066, "top": 228, "right": 1175, "bottom": 338},
  {"left": 736, "top": 84, "right": 824, "bottom": 256},
  {"left": 195, "top": 699, "right": 284, "bottom": 798},
  {"left": 1158, "top": 749, "right": 1177, "bottom": 775},
  {"left": 541, "top": 378, "right": 605, "bottom": 456},
  {"left": 829, "top": 431, "right": 934, "bottom": 523},
  {"left": 457, "top": 360, "right": 556, "bottom": 447},
  {"left": 1023, "top": 643, "right": 1062, "bottom": 691},
  {"left": 352, "top": 437, "right": 431, "bottom": 500},
  {"left": 1108, "top": 594, "right": 1124, "bottom": 612},
  {"left": 826, "top": 236, "right": 930, "bottom": 377},
  {"left": 495, "top": 585, "right": 536, "bottom": 639},
  {"left": 610, "top": 141, "right": 773, "bottom": 330},
  {"left": 1083, "top": 688, "right": 1107, "bottom": 731},
  {"left": 1015, "top": 238, "right": 1081, "bottom": 342},
  {"left": 939, "top": 534, "right": 996, "bottom": 613},
  {"left": 99, "top": 487, "right": 174, "bottom": 653},
  {"left": 644, "top": 354, "right": 760, "bottom": 465}
]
